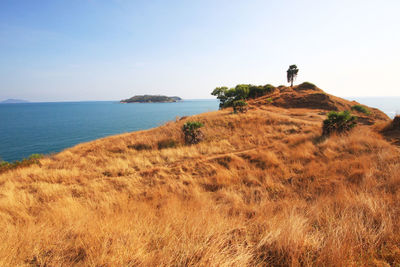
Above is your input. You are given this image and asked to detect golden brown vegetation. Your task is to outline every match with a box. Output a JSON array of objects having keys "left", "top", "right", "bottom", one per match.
[{"left": 0, "top": 103, "right": 399, "bottom": 266}]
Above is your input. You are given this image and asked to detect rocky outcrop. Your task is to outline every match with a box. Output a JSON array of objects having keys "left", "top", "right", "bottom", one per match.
[{"left": 393, "top": 116, "right": 400, "bottom": 128}]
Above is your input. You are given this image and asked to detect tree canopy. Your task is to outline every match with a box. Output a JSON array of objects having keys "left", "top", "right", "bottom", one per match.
[
  {"left": 211, "top": 84, "right": 275, "bottom": 109},
  {"left": 287, "top": 65, "right": 299, "bottom": 87}
]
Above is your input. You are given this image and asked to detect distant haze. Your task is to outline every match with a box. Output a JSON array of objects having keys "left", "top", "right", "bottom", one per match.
[{"left": 0, "top": 0, "right": 399, "bottom": 102}]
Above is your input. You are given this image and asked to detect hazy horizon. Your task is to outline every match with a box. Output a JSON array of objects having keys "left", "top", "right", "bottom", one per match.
[
  {"left": 1, "top": 0, "right": 399, "bottom": 101},
  {"left": 2, "top": 95, "right": 400, "bottom": 105}
]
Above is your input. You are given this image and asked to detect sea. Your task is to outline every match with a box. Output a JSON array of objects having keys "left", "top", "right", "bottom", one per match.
[
  {"left": 0, "top": 100, "right": 218, "bottom": 162},
  {"left": 344, "top": 97, "right": 400, "bottom": 119},
  {"left": 0, "top": 97, "right": 399, "bottom": 163}
]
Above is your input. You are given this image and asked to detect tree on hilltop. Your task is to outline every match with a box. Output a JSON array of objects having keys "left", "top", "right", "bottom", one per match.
[{"left": 287, "top": 65, "right": 299, "bottom": 87}]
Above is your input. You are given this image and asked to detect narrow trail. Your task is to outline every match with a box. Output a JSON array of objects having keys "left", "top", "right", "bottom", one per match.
[{"left": 164, "top": 145, "right": 273, "bottom": 169}]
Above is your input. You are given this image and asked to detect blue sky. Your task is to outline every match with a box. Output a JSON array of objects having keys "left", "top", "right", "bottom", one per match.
[{"left": 0, "top": 0, "right": 399, "bottom": 101}]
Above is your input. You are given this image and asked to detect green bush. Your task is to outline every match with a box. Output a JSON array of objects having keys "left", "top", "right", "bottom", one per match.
[
  {"left": 182, "top": 121, "right": 204, "bottom": 144},
  {"left": 28, "top": 154, "right": 43, "bottom": 160},
  {"left": 0, "top": 154, "right": 43, "bottom": 174},
  {"left": 297, "top": 82, "right": 317, "bottom": 90},
  {"left": 248, "top": 84, "right": 275, "bottom": 98},
  {"left": 0, "top": 161, "right": 9, "bottom": 168},
  {"left": 232, "top": 100, "right": 248, "bottom": 113},
  {"left": 322, "top": 111, "right": 357, "bottom": 135},
  {"left": 266, "top": 97, "right": 273, "bottom": 104},
  {"left": 183, "top": 121, "right": 204, "bottom": 131},
  {"left": 351, "top": 105, "right": 370, "bottom": 115},
  {"left": 157, "top": 139, "right": 177, "bottom": 149}
]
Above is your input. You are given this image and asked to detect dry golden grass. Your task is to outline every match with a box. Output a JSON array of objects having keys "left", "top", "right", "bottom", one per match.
[{"left": 1, "top": 106, "right": 399, "bottom": 266}]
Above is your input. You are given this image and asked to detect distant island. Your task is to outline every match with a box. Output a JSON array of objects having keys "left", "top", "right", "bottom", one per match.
[
  {"left": 121, "top": 95, "right": 182, "bottom": 103},
  {"left": 0, "top": 99, "right": 29, "bottom": 104}
]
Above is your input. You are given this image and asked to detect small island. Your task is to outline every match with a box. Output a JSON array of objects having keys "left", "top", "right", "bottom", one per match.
[
  {"left": 0, "top": 99, "right": 29, "bottom": 104},
  {"left": 120, "top": 95, "right": 182, "bottom": 103}
]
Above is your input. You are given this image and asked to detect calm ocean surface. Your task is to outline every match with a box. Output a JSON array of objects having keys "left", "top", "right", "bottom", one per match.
[
  {"left": 1, "top": 97, "right": 399, "bottom": 162},
  {"left": 0, "top": 100, "right": 218, "bottom": 162}
]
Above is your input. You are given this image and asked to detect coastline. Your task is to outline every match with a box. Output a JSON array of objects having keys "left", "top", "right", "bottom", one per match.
[
  {"left": 0, "top": 100, "right": 218, "bottom": 162},
  {"left": 1, "top": 99, "right": 399, "bottom": 266},
  {"left": 1, "top": 96, "right": 398, "bottom": 163}
]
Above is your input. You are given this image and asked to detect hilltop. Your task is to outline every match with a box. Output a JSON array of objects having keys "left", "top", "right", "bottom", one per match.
[
  {"left": 251, "top": 82, "right": 389, "bottom": 123},
  {"left": 212, "top": 82, "right": 389, "bottom": 124},
  {"left": 121, "top": 95, "right": 182, "bottom": 103},
  {"left": 0, "top": 84, "right": 399, "bottom": 266}
]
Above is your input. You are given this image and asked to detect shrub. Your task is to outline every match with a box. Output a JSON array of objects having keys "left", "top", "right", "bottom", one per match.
[
  {"left": 266, "top": 97, "right": 273, "bottom": 104},
  {"left": 0, "top": 161, "right": 9, "bottom": 169},
  {"left": 232, "top": 100, "right": 248, "bottom": 113},
  {"left": 102, "top": 171, "right": 112, "bottom": 177},
  {"left": 351, "top": 105, "right": 370, "bottom": 115},
  {"left": 248, "top": 84, "right": 275, "bottom": 98},
  {"left": 0, "top": 154, "right": 43, "bottom": 174},
  {"left": 264, "top": 84, "right": 275, "bottom": 92},
  {"left": 128, "top": 143, "right": 152, "bottom": 151},
  {"left": 182, "top": 121, "right": 204, "bottom": 144},
  {"left": 28, "top": 154, "right": 42, "bottom": 160},
  {"left": 322, "top": 111, "right": 357, "bottom": 135},
  {"left": 297, "top": 82, "right": 317, "bottom": 90},
  {"left": 157, "top": 139, "right": 177, "bottom": 149}
]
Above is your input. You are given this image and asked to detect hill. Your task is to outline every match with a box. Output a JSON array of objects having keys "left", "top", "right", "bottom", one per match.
[
  {"left": 121, "top": 95, "right": 182, "bottom": 103},
  {"left": 0, "top": 99, "right": 29, "bottom": 104},
  {"left": 250, "top": 82, "right": 389, "bottom": 124},
  {"left": 0, "top": 85, "right": 399, "bottom": 266}
]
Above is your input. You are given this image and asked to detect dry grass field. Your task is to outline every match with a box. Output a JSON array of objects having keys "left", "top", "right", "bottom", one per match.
[{"left": 1, "top": 90, "right": 400, "bottom": 266}]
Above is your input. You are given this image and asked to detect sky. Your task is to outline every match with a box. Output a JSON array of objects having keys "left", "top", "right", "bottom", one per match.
[{"left": 0, "top": 0, "right": 399, "bottom": 102}]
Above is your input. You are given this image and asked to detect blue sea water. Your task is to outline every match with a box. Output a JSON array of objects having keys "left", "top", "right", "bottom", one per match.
[{"left": 0, "top": 100, "right": 218, "bottom": 162}]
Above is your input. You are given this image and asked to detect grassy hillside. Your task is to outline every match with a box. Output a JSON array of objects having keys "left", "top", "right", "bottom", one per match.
[{"left": 0, "top": 86, "right": 399, "bottom": 266}]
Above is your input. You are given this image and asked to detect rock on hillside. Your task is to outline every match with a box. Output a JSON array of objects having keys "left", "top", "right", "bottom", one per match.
[{"left": 250, "top": 82, "right": 389, "bottom": 125}]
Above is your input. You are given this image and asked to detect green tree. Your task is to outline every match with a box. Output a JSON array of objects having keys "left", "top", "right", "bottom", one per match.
[
  {"left": 287, "top": 65, "right": 299, "bottom": 87},
  {"left": 233, "top": 84, "right": 250, "bottom": 99},
  {"left": 211, "top": 83, "right": 274, "bottom": 109},
  {"left": 211, "top": 87, "right": 229, "bottom": 109},
  {"left": 211, "top": 85, "right": 249, "bottom": 109},
  {"left": 248, "top": 84, "right": 275, "bottom": 98},
  {"left": 232, "top": 100, "right": 248, "bottom": 113}
]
